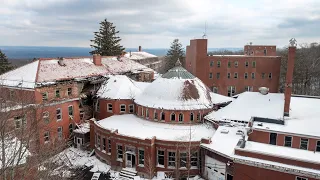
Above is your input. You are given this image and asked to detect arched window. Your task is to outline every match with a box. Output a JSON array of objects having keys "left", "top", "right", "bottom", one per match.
[
  {"left": 171, "top": 113, "right": 176, "bottom": 121},
  {"left": 161, "top": 112, "right": 165, "bottom": 121},
  {"left": 190, "top": 113, "right": 194, "bottom": 121},
  {"left": 178, "top": 113, "right": 183, "bottom": 122},
  {"left": 146, "top": 109, "right": 149, "bottom": 119}
]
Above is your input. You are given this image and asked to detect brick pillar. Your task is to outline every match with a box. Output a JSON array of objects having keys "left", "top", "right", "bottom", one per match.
[
  {"left": 284, "top": 46, "right": 296, "bottom": 116},
  {"left": 93, "top": 54, "right": 102, "bottom": 66}
]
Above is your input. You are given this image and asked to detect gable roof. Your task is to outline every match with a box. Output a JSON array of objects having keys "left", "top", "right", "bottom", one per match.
[{"left": 0, "top": 56, "right": 154, "bottom": 89}]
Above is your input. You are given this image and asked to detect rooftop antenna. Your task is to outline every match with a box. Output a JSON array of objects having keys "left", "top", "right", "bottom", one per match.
[{"left": 202, "top": 21, "right": 207, "bottom": 39}]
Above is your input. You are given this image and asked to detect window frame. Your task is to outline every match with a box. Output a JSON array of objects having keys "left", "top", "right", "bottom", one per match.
[
  {"left": 269, "top": 73, "right": 272, "bottom": 79},
  {"left": 227, "top": 73, "right": 231, "bottom": 79},
  {"left": 43, "top": 111, "right": 50, "bottom": 124},
  {"left": 44, "top": 131, "right": 50, "bottom": 142},
  {"left": 57, "top": 126, "right": 63, "bottom": 139},
  {"left": 296, "top": 177, "right": 308, "bottom": 180},
  {"left": 171, "top": 113, "right": 176, "bottom": 121},
  {"left": 42, "top": 92, "right": 48, "bottom": 101},
  {"left": 210, "top": 61, "right": 214, "bottom": 67},
  {"left": 284, "top": 136, "right": 292, "bottom": 147},
  {"left": 102, "top": 137, "right": 106, "bottom": 151},
  {"left": 190, "top": 152, "right": 198, "bottom": 168},
  {"left": 138, "top": 149, "right": 145, "bottom": 166},
  {"left": 316, "top": 141, "right": 320, "bottom": 152},
  {"left": 190, "top": 112, "right": 194, "bottom": 121},
  {"left": 180, "top": 152, "right": 187, "bottom": 168},
  {"left": 120, "top": 104, "right": 126, "bottom": 113},
  {"left": 227, "top": 86, "right": 236, "bottom": 97},
  {"left": 146, "top": 108, "right": 149, "bottom": 119},
  {"left": 157, "top": 150, "right": 165, "bottom": 166},
  {"left": 234, "top": 61, "right": 238, "bottom": 68},
  {"left": 252, "top": 61, "right": 256, "bottom": 68},
  {"left": 67, "top": 88, "right": 72, "bottom": 96},
  {"left": 108, "top": 139, "right": 112, "bottom": 154},
  {"left": 161, "top": 112, "right": 165, "bottom": 121},
  {"left": 168, "top": 151, "right": 176, "bottom": 167},
  {"left": 251, "top": 72, "right": 255, "bottom": 79},
  {"left": 56, "top": 108, "right": 62, "bottom": 121},
  {"left": 209, "top": 73, "right": 213, "bottom": 79},
  {"left": 129, "top": 104, "right": 134, "bottom": 113},
  {"left": 107, "top": 103, "right": 113, "bottom": 113},
  {"left": 262, "top": 73, "right": 266, "bottom": 79},
  {"left": 244, "top": 72, "right": 248, "bottom": 79},
  {"left": 269, "top": 132, "right": 277, "bottom": 145},
  {"left": 228, "top": 61, "right": 231, "bottom": 68},
  {"left": 68, "top": 105, "right": 73, "bottom": 116},
  {"left": 245, "top": 61, "right": 249, "bottom": 67},
  {"left": 55, "top": 89, "right": 60, "bottom": 98},
  {"left": 117, "top": 144, "right": 123, "bottom": 160},
  {"left": 217, "top": 61, "right": 221, "bottom": 68},
  {"left": 234, "top": 72, "right": 238, "bottom": 79},
  {"left": 197, "top": 113, "right": 201, "bottom": 121},
  {"left": 154, "top": 110, "right": 158, "bottom": 120},
  {"left": 212, "top": 87, "right": 218, "bottom": 93},
  {"left": 178, "top": 113, "right": 183, "bottom": 122},
  {"left": 300, "top": 138, "right": 309, "bottom": 150},
  {"left": 216, "top": 72, "right": 220, "bottom": 79}
]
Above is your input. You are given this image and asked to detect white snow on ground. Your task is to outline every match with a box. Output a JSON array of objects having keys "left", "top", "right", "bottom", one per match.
[
  {"left": 0, "top": 137, "right": 30, "bottom": 167},
  {"left": 0, "top": 60, "right": 38, "bottom": 88},
  {"left": 238, "top": 140, "right": 320, "bottom": 165},
  {"left": 97, "top": 75, "right": 143, "bottom": 99},
  {"left": 253, "top": 96, "right": 320, "bottom": 137},
  {"left": 206, "top": 92, "right": 284, "bottom": 122},
  {"left": 209, "top": 92, "right": 234, "bottom": 104},
  {"left": 54, "top": 147, "right": 111, "bottom": 173},
  {"left": 96, "top": 114, "right": 215, "bottom": 141},
  {"left": 201, "top": 126, "right": 245, "bottom": 158},
  {"left": 135, "top": 77, "right": 213, "bottom": 110}
]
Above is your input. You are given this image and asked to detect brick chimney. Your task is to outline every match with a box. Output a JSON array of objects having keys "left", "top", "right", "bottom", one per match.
[
  {"left": 93, "top": 54, "right": 102, "bottom": 66},
  {"left": 138, "top": 46, "right": 142, "bottom": 52},
  {"left": 284, "top": 39, "right": 297, "bottom": 116}
]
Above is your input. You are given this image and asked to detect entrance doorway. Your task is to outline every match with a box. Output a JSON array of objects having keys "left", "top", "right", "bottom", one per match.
[{"left": 126, "top": 152, "right": 136, "bottom": 168}]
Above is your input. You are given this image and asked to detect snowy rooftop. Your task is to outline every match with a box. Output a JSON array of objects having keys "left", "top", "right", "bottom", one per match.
[
  {"left": 95, "top": 114, "right": 215, "bottom": 141},
  {"left": 201, "top": 126, "right": 245, "bottom": 158},
  {"left": 73, "top": 122, "right": 90, "bottom": 134},
  {"left": 253, "top": 96, "right": 320, "bottom": 137},
  {"left": 205, "top": 92, "right": 284, "bottom": 122},
  {"left": 237, "top": 140, "right": 320, "bottom": 165},
  {"left": 124, "top": 51, "right": 157, "bottom": 60},
  {"left": 97, "top": 75, "right": 150, "bottom": 99},
  {"left": 209, "top": 92, "right": 234, "bottom": 104},
  {"left": 0, "top": 56, "right": 153, "bottom": 89}
]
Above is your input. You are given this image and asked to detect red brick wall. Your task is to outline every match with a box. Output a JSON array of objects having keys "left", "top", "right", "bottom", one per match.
[
  {"left": 244, "top": 45, "right": 277, "bottom": 56},
  {"left": 185, "top": 39, "right": 281, "bottom": 96},
  {"left": 135, "top": 104, "right": 212, "bottom": 124},
  {"left": 233, "top": 163, "right": 315, "bottom": 180},
  {"left": 96, "top": 99, "right": 135, "bottom": 120},
  {"left": 235, "top": 149, "right": 320, "bottom": 170},
  {"left": 249, "top": 130, "right": 320, "bottom": 152}
]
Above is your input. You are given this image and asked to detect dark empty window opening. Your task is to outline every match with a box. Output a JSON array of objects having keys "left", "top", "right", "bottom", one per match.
[{"left": 269, "top": 133, "right": 277, "bottom": 145}]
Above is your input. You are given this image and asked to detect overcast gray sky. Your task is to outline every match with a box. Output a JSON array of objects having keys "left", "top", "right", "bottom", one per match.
[{"left": 1, "top": 0, "right": 319, "bottom": 48}]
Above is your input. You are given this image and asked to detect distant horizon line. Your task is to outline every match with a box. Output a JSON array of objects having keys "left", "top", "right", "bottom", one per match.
[{"left": 0, "top": 45, "right": 242, "bottom": 49}]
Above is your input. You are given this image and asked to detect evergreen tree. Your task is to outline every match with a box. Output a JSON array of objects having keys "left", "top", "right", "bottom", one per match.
[
  {"left": 164, "top": 39, "right": 185, "bottom": 71},
  {"left": 90, "top": 19, "right": 125, "bottom": 56},
  {"left": 0, "top": 50, "right": 13, "bottom": 75}
]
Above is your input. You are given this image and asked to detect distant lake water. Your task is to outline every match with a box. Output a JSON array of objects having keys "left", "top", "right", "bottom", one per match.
[{"left": 0, "top": 46, "right": 241, "bottom": 60}]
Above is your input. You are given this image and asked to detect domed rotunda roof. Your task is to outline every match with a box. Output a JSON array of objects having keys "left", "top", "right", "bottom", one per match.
[{"left": 134, "top": 60, "right": 213, "bottom": 110}]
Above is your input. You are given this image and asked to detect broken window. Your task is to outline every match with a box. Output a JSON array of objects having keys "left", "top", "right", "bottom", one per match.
[
  {"left": 269, "top": 133, "right": 277, "bottom": 145},
  {"left": 107, "top": 103, "right": 113, "bottom": 112},
  {"left": 139, "top": 149, "right": 145, "bottom": 165},
  {"left": 300, "top": 138, "right": 308, "bottom": 150},
  {"left": 117, "top": 145, "right": 123, "bottom": 159},
  {"left": 171, "top": 113, "right": 176, "bottom": 121},
  {"left": 120, "top": 104, "right": 126, "bottom": 113},
  {"left": 168, "top": 151, "right": 176, "bottom": 167},
  {"left": 180, "top": 152, "right": 187, "bottom": 168},
  {"left": 158, "top": 150, "right": 164, "bottom": 166}
]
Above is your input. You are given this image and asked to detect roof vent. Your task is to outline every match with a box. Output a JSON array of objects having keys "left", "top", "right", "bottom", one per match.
[
  {"left": 259, "top": 87, "right": 269, "bottom": 95},
  {"left": 236, "top": 130, "right": 244, "bottom": 135},
  {"left": 257, "top": 123, "right": 263, "bottom": 126},
  {"left": 221, "top": 129, "right": 229, "bottom": 134},
  {"left": 58, "top": 57, "right": 66, "bottom": 66}
]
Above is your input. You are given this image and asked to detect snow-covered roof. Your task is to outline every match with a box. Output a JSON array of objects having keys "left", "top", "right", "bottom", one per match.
[
  {"left": 97, "top": 75, "right": 147, "bottom": 99},
  {"left": 73, "top": 122, "right": 90, "bottom": 134},
  {"left": 135, "top": 77, "right": 213, "bottom": 110},
  {"left": 124, "top": 51, "right": 157, "bottom": 60},
  {"left": 95, "top": 114, "right": 215, "bottom": 141},
  {"left": 201, "top": 126, "right": 245, "bottom": 158},
  {"left": 253, "top": 96, "right": 320, "bottom": 137},
  {"left": 102, "top": 56, "right": 154, "bottom": 74},
  {"left": 237, "top": 141, "right": 320, "bottom": 165},
  {"left": 37, "top": 58, "right": 110, "bottom": 82},
  {"left": 0, "top": 56, "right": 154, "bottom": 89},
  {"left": 0, "top": 60, "right": 39, "bottom": 89},
  {"left": 209, "top": 92, "right": 234, "bottom": 104},
  {"left": 205, "top": 92, "right": 284, "bottom": 122},
  {"left": 135, "top": 63, "right": 213, "bottom": 110}
]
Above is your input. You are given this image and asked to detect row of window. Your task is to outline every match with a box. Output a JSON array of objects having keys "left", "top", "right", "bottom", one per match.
[
  {"left": 42, "top": 87, "right": 73, "bottom": 101},
  {"left": 138, "top": 107, "right": 202, "bottom": 122},
  {"left": 209, "top": 72, "right": 272, "bottom": 80},
  {"left": 209, "top": 60, "right": 257, "bottom": 68},
  {"left": 95, "top": 134, "right": 112, "bottom": 154},
  {"left": 269, "top": 133, "right": 320, "bottom": 151},
  {"left": 157, "top": 149, "right": 198, "bottom": 168},
  {"left": 212, "top": 86, "right": 253, "bottom": 95},
  {"left": 43, "top": 124, "right": 74, "bottom": 142},
  {"left": 41, "top": 105, "right": 74, "bottom": 123},
  {"left": 14, "top": 115, "right": 27, "bottom": 129}
]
